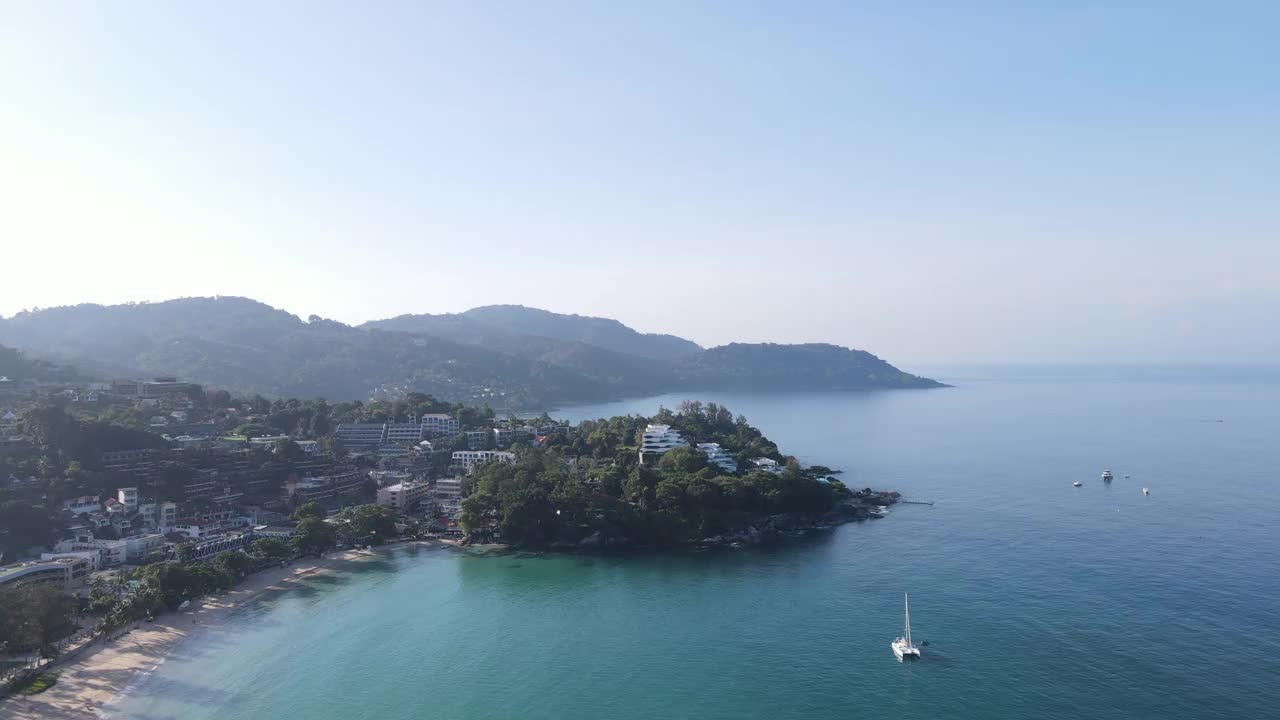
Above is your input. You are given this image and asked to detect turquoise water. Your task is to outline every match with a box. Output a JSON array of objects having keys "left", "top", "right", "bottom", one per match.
[{"left": 108, "top": 369, "right": 1280, "bottom": 719}]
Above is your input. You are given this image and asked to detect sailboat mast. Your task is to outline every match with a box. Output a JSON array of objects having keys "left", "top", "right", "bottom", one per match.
[{"left": 904, "top": 593, "right": 912, "bottom": 645}]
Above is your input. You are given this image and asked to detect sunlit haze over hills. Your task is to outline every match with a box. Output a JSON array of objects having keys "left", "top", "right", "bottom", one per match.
[{"left": 2, "top": 2, "right": 1277, "bottom": 364}]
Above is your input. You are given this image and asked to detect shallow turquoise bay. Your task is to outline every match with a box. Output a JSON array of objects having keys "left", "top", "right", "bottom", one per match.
[{"left": 108, "top": 369, "right": 1280, "bottom": 719}]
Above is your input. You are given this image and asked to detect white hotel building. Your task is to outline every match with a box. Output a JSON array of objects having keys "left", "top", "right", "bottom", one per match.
[
  {"left": 420, "top": 413, "right": 460, "bottom": 437},
  {"left": 384, "top": 422, "right": 425, "bottom": 445},
  {"left": 376, "top": 481, "right": 433, "bottom": 511},
  {"left": 696, "top": 443, "right": 738, "bottom": 474},
  {"left": 638, "top": 424, "right": 688, "bottom": 465},
  {"left": 451, "top": 450, "right": 516, "bottom": 473}
]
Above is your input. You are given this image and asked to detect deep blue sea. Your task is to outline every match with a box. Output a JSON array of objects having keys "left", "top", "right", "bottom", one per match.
[{"left": 108, "top": 367, "right": 1280, "bottom": 719}]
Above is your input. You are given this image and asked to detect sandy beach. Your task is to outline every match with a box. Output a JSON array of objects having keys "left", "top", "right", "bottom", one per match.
[{"left": 1, "top": 547, "right": 388, "bottom": 720}]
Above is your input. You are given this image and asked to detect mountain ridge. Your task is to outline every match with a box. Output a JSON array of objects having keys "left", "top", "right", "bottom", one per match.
[
  {"left": 365, "top": 304, "right": 703, "bottom": 360},
  {"left": 0, "top": 297, "right": 944, "bottom": 406}
]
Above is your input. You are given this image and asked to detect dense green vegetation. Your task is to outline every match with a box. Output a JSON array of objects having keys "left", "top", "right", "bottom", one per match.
[
  {"left": 461, "top": 402, "right": 851, "bottom": 548},
  {"left": 0, "top": 344, "right": 77, "bottom": 382},
  {"left": 0, "top": 297, "right": 942, "bottom": 406},
  {"left": 0, "top": 298, "right": 638, "bottom": 405},
  {"left": 0, "top": 584, "right": 77, "bottom": 659},
  {"left": 286, "top": 501, "right": 397, "bottom": 551},
  {"left": 0, "top": 501, "right": 57, "bottom": 564},
  {"left": 368, "top": 304, "right": 702, "bottom": 360},
  {"left": 19, "top": 405, "right": 171, "bottom": 464},
  {"left": 675, "top": 342, "right": 945, "bottom": 390}
]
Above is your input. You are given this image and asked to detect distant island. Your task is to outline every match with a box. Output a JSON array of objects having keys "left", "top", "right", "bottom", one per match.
[{"left": 0, "top": 297, "right": 944, "bottom": 407}]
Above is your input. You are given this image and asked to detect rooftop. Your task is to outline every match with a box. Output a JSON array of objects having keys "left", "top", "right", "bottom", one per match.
[{"left": 0, "top": 557, "right": 78, "bottom": 578}]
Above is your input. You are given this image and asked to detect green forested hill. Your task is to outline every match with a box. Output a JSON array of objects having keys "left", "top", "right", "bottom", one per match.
[
  {"left": 367, "top": 305, "right": 702, "bottom": 360},
  {"left": 0, "top": 343, "right": 77, "bottom": 382},
  {"left": 0, "top": 297, "right": 942, "bottom": 405},
  {"left": 674, "top": 343, "right": 944, "bottom": 390}
]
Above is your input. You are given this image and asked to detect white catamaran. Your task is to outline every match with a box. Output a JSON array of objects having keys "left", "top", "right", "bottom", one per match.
[{"left": 891, "top": 593, "right": 921, "bottom": 660}]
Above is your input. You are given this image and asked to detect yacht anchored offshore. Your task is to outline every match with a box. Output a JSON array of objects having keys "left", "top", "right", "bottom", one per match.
[{"left": 891, "top": 593, "right": 921, "bottom": 660}]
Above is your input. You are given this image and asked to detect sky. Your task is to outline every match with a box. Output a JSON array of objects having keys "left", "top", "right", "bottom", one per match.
[{"left": 1, "top": 1, "right": 1277, "bottom": 365}]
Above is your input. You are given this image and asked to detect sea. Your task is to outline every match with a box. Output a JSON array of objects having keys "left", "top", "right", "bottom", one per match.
[{"left": 105, "top": 366, "right": 1280, "bottom": 720}]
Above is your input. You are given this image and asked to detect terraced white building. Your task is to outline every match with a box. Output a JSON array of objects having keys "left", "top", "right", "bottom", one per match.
[
  {"left": 696, "top": 443, "right": 738, "bottom": 474},
  {"left": 638, "top": 424, "right": 688, "bottom": 465}
]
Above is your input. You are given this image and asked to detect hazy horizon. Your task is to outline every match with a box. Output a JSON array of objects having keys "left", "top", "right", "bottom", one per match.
[{"left": 3, "top": 2, "right": 1278, "bottom": 365}]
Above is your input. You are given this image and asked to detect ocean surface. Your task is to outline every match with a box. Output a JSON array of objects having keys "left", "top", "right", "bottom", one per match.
[{"left": 107, "top": 367, "right": 1280, "bottom": 719}]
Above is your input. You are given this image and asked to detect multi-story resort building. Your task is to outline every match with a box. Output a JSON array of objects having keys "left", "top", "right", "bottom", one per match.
[
  {"left": 54, "top": 531, "right": 166, "bottom": 567},
  {"left": 419, "top": 413, "right": 459, "bottom": 437},
  {"left": 63, "top": 494, "right": 102, "bottom": 515},
  {"left": 117, "top": 486, "right": 140, "bottom": 514},
  {"left": 369, "top": 470, "right": 414, "bottom": 487},
  {"left": 750, "top": 457, "right": 783, "bottom": 473},
  {"left": 334, "top": 423, "right": 387, "bottom": 450},
  {"left": 433, "top": 477, "right": 464, "bottom": 499},
  {"left": 451, "top": 450, "right": 516, "bottom": 473},
  {"left": 376, "top": 481, "right": 433, "bottom": 511},
  {"left": 285, "top": 471, "right": 368, "bottom": 504},
  {"left": 638, "top": 424, "right": 688, "bottom": 465},
  {"left": 385, "top": 422, "right": 425, "bottom": 445},
  {"left": 0, "top": 556, "right": 93, "bottom": 597},
  {"left": 41, "top": 548, "right": 101, "bottom": 571},
  {"left": 139, "top": 501, "right": 179, "bottom": 530},
  {"left": 183, "top": 469, "right": 221, "bottom": 501},
  {"left": 696, "top": 443, "right": 738, "bottom": 473},
  {"left": 464, "top": 430, "right": 489, "bottom": 450},
  {"left": 100, "top": 448, "right": 162, "bottom": 485},
  {"left": 138, "top": 378, "right": 196, "bottom": 398},
  {"left": 338, "top": 415, "right": 463, "bottom": 450},
  {"left": 494, "top": 426, "right": 537, "bottom": 447}
]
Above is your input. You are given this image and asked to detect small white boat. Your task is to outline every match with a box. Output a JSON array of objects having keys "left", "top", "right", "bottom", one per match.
[
  {"left": 1102, "top": 469, "right": 1113, "bottom": 482},
  {"left": 1072, "top": 481, "right": 1083, "bottom": 487},
  {"left": 1143, "top": 487, "right": 1150, "bottom": 495},
  {"left": 891, "top": 593, "right": 921, "bottom": 660}
]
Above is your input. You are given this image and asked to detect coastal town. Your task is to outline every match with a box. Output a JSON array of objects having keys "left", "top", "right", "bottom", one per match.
[{"left": 0, "top": 370, "right": 900, "bottom": 703}]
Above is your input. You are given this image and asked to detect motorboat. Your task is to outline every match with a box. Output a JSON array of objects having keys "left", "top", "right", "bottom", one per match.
[
  {"left": 1102, "top": 469, "right": 1113, "bottom": 482},
  {"left": 1072, "top": 481, "right": 1083, "bottom": 487},
  {"left": 1143, "top": 487, "right": 1150, "bottom": 496},
  {"left": 891, "top": 593, "right": 921, "bottom": 660}
]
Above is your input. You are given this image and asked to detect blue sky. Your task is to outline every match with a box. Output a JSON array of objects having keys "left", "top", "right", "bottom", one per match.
[{"left": 1, "top": 2, "right": 1277, "bottom": 364}]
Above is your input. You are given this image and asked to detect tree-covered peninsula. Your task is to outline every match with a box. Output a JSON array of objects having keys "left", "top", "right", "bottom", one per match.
[{"left": 460, "top": 401, "right": 898, "bottom": 549}]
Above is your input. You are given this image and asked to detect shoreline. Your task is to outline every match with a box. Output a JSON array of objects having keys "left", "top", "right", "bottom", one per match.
[
  {"left": 0, "top": 512, "right": 893, "bottom": 719},
  {"left": 0, "top": 544, "right": 430, "bottom": 720}
]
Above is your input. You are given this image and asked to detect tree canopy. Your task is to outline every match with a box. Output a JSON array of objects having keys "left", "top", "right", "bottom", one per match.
[{"left": 461, "top": 404, "right": 843, "bottom": 548}]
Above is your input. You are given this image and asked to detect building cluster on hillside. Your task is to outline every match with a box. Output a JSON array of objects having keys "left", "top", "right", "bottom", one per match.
[
  {"left": 450, "top": 450, "right": 516, "bottom": 472},
  {"left": 2, "top": 373, "right": 791, "bottom": 601},
  {"left": 334, "top": 413, "right": 460, "bottom": 452},
  {"left": 750, "top": 457, "right": 783, "bottom": 473},
  {"left": 1, "top": 378, "right": 531, "bottom": 593},
  {"left": 638, "top": 425, "right": 780, "bottom": 477}
]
